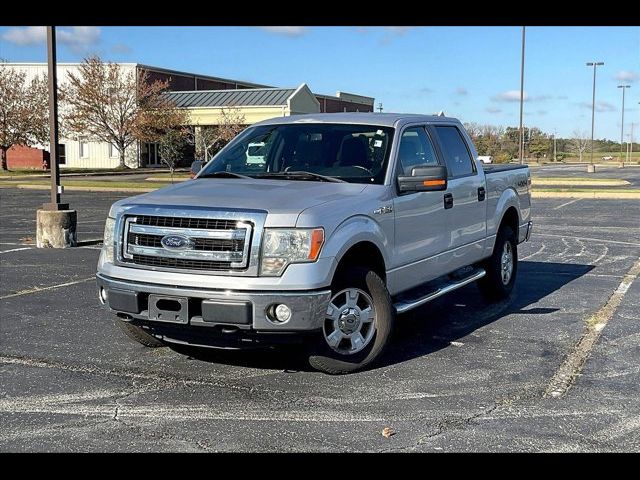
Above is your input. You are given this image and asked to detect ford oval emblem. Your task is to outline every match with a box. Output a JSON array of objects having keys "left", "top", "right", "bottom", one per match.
[{"left": 160, "top": 234, "right": 193, "bottom": 250}]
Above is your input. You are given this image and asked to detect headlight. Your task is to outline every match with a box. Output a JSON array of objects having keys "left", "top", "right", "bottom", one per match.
[
  {"left": 260, "top": 228, "right": 324, "bottom": 276},
  {"left": 102, "top": 217, "right": 116, "bottom": 264}
]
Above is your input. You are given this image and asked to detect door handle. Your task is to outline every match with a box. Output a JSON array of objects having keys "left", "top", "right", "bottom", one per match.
[
  {"left": 478, "top": 187, "right": 486, "bottom": 202},
  {"left": 444, "top": 193, "right": 454, "bottom": 209}
]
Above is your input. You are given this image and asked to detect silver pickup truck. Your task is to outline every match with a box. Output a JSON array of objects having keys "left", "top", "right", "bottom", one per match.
[{"left": 97, "top": 113, "right": 532, "bottom": 374}]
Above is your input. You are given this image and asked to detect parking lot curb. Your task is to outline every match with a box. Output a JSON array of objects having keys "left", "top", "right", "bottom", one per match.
[
  {"left": 532, "top": 190, "right": 640, "bottom": 199},
  {"left": 2, "top": 184, "right": 158, "bottom": 193}
]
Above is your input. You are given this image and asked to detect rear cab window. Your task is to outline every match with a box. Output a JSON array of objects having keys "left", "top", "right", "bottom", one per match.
[{"left": 432, "top": 125, "right": 476, "bottom": 178}]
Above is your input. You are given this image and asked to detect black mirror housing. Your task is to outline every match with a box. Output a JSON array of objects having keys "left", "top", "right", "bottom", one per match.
[{"left": 397, "top": 165, "right": 448, "bottom": 192}]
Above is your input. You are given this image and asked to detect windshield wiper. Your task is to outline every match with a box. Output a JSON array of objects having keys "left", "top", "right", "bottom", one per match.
[
  {"left": 198, "top": 171, "right": 251, "bottom": 179},
  {"left": 257, "top": 171, "right": 346, "bottom": 183}
]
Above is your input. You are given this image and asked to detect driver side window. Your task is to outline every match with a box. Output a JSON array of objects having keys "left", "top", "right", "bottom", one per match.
[{"left": 398, "top": 127, "right": 439, "bottom": 176}]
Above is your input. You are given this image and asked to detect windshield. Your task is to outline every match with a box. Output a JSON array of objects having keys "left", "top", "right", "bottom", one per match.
[{"left": 199, "top": 123, "right": 395, "bottom": 184}]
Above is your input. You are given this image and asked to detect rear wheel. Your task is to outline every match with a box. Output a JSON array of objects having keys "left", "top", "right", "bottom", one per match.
[
  {"left": 478, "top": 225, "right": 518, "bottom": 300},
  {"left": 307, "top": 266, "right": 394, "bottom": 374},
  {"left": 115, "top": 319, "right": 165, "bottom": 348}
]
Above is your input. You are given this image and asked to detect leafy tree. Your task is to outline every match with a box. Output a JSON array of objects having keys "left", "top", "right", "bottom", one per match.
[
  {"left": 60, "top": 55, "right": 187, "bottom": 169},
  {"left": 0, "top": 63, "right": 49, "bottom": 170}
]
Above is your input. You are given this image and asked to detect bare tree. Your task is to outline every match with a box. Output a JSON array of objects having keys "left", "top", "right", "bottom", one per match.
[
  {"left": 157, "top": 128, "right": 189, "bottom": 183},
  {"left": 188, "top": 107, "right": 246, "bottom": 161},
  {"left": 571, "top": 130, "right": 590, "bottom": 162},
  {"left": 60, "top": 56, "right": 187, "bottom": 169},
  {"left": 0, "top": 63, "right": 49, "bottom": 170}
]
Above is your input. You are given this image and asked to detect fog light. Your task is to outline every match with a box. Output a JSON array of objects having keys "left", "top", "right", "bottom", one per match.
[
  {"left": 275, "top": 304, "right": 292, "bottom": 323},
  {"left": 99, "top": 287, "right": 108, "bottom": 304}
]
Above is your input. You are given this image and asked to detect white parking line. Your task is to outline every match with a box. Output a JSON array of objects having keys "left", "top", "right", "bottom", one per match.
[
  {"left": 0, "top": 247, "right": 33, "bottom": 254},
  {"left": 0, "top": 277, "right": 94, "bottom": 300},
  {"left": 536, "top": 233, "right": 640, "bottom": 247},
  {"left": 553, "top": 199, "right": 580, "bottom": 210}
]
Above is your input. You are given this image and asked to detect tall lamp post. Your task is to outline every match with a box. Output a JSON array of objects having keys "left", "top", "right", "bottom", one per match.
[
  {"left": 518, "top": 26, "right": 526, "bottom": 165},
  {"left": 617, "top": 84, "right": 630, "bottom": 167},
  {"left": 586, "top": 61, "right": 604, "bottom": 173},
  {"left": 36, "top": 26, "right": 77, "bottom": 249}
]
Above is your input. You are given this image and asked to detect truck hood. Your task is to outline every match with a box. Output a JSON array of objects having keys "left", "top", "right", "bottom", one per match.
[{"left": 113, "top": 178, "right": 368, "bottom": 226}]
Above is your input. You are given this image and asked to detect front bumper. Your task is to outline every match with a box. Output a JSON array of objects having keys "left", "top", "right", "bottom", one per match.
[{"left": 96, "top": 273, "right": 331, "bottom": 333}]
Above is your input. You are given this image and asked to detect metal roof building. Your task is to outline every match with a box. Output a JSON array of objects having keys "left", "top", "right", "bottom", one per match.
[{"left": 167, "top": 84, "right": 324, "bottom": 126}]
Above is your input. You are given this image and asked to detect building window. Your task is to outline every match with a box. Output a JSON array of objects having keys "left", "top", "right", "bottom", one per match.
[
  {"left": 79, "top": 138, "right": 88, "bottom": 158},
  {"left": 58, "top": 144, "right": 66, "bottom": 165},
  {"left": 109, "top": 143, "right": 118, "bottom": 158}
]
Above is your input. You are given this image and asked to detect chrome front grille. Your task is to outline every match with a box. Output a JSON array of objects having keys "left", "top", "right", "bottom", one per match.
[{"left": 121, "top": 215, "right": 253, "bottom": 272}]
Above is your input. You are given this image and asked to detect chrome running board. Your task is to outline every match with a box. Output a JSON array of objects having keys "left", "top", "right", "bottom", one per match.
[{"left": 394, "top": 268, "right": 486, "bottom": 314}]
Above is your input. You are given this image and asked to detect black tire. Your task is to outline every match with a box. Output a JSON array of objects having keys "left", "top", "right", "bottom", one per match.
[
  {"left": 478, "top": 225, "right": 518, "bottom": 300},
  {"left": 307, "top": 267, "right": 395, "bottom": 374},
  {"left": 115, "top": 319, "right": 165, "bottom": 348}
]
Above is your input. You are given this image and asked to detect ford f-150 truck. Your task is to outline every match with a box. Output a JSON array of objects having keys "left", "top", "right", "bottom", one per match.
[{"left": 97, "top": 113, "right": 532, "bottom": 374}]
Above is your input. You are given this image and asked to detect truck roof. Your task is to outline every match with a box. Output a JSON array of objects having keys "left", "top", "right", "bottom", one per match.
[{"left": 253, "top": 112, "right": 462, "bottom": 128}]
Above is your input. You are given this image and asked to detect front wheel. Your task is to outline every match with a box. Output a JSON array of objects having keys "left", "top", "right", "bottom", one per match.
[
  {"left": 478, "top": 225, "right": 518, "bottom": 300},
  {"left": 307, "top": 267, "right": 394, "bottom": 374}
]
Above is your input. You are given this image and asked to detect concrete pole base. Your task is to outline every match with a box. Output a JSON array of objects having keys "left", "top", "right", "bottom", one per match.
[
  {"left": 36, "top": 209, "right": 78, "bottom": 248},
  {"left": 587, "top": 164, "right": 596, "bottom": 173}
]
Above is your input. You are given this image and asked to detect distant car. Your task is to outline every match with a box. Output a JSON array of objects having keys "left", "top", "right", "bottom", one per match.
[
  {"left": 189, "top": 160, "right": 204, "bottom": 179},
  {"left": 477, "top": 155, "right": 493, "bottom": 164},
  {"left": 602, "top": 155, "right": 614, "bottom": 161}
]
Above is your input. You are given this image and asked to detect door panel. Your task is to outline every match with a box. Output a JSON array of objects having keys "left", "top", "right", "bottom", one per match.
[
  {"left": 431, "top": 125, "right": 487, "bottom": 269},
  {"left": 390, "top": 126, "right": 449, "bottom": 293}
]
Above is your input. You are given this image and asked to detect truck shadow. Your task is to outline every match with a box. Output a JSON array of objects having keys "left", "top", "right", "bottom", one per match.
[
  {"left": 378, "top": 260, "right": 594, "bottom": 369},
  {"left": 169, "top": 260, "right": 594, "bottom": 373}
]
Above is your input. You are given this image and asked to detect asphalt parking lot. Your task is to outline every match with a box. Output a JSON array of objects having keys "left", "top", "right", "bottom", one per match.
[{"left": 1, "top": 187, "right": 639, "bottom": 452}]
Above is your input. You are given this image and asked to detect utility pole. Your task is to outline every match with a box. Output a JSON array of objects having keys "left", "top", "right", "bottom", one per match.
[
  {"left": 36, "top": 26, "right": 77, "bottom": 248},
  {"left": 377, "top": 102, "right": 383, "bottom": 113},
  {"left": 518, "top": 26, "right": 526, "bottom": 165},
  {"left": 586, "top": 61, "right": 604, "bottom": 173},
  {"left": 553, "top": 129, "right": 557, "bottom": 162},
  {"left": 617, "top": 84, "right": 630, "bottom": 166}
]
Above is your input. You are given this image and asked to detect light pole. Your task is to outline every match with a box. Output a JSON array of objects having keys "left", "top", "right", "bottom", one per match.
[
  {"left": 36, "top": 26, "right": 77, "bottom": 249},
  {"left": 617, "top": 84, "right": 630, "bottom": 166},
  {"left": 519, "top": 26, "right": 526, "bottom": 165},
  {"left": 586, "top": 61, "right": 604, "bottom": 173}
]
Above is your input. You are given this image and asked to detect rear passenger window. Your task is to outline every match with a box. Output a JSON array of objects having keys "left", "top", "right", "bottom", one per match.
[
  {"left": 433, "top": 126, "right": 475, "bottom": 178},
  {"left": 397, "top": 127, "right": 439, "bottom": 176}
]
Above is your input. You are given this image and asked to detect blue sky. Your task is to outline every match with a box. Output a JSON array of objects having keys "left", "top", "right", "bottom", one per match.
[{"left": 1, "top": 26, "right": 639, "bottom": 141}]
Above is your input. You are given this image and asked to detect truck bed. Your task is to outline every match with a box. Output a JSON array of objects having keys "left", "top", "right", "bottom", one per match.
[{"left": 483, "top": 164, "right": 529, "bottom": 174}]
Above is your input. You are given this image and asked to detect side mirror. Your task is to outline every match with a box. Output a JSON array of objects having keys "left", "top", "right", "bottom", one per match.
[{"left": 398, "top": 165, "right": 448, "bottom": 193}]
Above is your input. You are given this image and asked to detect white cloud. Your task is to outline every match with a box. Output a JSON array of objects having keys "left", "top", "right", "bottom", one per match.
[
  {"left": 1, "top": 26, "right": 46, "bottom": 45},
  {"left": 579, "top": 101, "right": 616, "bottom": 113},
  {"left": 486, "top": 106, "right": 502, "bottom": 114},
  {"left": 58, "top": 26, "right": 100, "bottom": 47},
  {"left": 1, "top": 26, "right": 100, "bottom": 53},
  {"left": 614, "top": 70, "right": 640, "bottom": 83},
  {"left": 493, "top": 90, "right": 526, "bottom": 102},
  {"left": 259, "top": 27, "right": 306, "bottom": 37},
  {"left": 384, "top": 27, "right": 411, "bottom": 35},
  {"left": 492, "top": 90, "right": 552, "bottom": 103},
  {"left": 112, "top": 43, "right": 132, "bottom": 54}
]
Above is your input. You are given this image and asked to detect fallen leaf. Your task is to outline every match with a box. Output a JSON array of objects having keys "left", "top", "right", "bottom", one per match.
[
  {"left": 382, "top": 427, "right": 395, "bottom": 438},
  {"left": 450, "top": 341, "right": 464, "bottom": 347}
]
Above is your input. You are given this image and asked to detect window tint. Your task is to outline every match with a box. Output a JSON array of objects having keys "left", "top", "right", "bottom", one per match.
[
  {"left": 397, "top": 127, "right": 439, "bottom": 176},
  {"left": 433, "top": 126, "right": 474, "bottom": 177}
]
